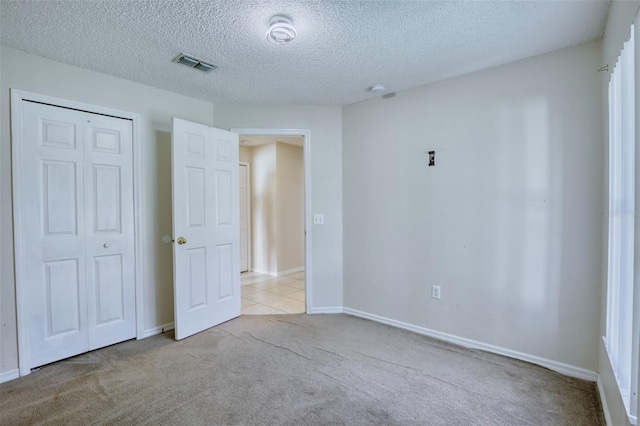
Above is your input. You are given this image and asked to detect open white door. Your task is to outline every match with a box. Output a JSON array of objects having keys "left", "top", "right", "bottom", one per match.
[{"left": 171, "top": 118, "right": 240, "bottom": 340}]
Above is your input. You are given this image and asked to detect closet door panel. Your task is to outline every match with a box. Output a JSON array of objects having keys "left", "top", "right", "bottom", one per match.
[
  {"left": 84, "top": 115, "right": 136, "bottom": 350},
  {"left": 20, "top": 101, "right": 89, "bottom": 368}
]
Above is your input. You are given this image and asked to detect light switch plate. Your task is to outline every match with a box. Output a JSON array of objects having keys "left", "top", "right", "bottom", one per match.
[
  {"left": 432, "top": 285, "right": 441, "bottom": 299},
  {"left": 313, "top": 214, "right": 325, "bottom": 225}
]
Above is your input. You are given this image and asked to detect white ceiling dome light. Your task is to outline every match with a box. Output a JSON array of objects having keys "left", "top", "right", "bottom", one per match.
[
  {"left": 369, "top": 84, "right": 386, "bottom": 93},
  {"left": 266, "top": 15, "right": 296, "bottom": 45}
]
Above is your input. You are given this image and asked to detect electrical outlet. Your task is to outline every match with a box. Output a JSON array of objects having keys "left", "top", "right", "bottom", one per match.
[
  {"left": 313, "top": 214, "right": 325, "bottom": 225},
  {"left": 431, "top": 285, "right": 441, "bottom": 299}
]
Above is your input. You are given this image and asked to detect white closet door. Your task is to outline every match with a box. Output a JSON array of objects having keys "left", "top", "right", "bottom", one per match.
[
  {"left": 84, "top": 114, "right": 135, "bottom": 349},
  {"left": 172, "top": 118, "right": 241, "bottom": 340},
  {"left": 20, "top": 102, "right": 89, "bottom": 367},
  {"left": 16, "top": 100, "right": 135, "bottom": 369}
]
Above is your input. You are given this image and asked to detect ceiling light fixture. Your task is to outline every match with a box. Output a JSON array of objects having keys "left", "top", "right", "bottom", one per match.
[
  {"left": 369, "top": 84, "right": 386, "bottom": 93},
  {"left": 266, "top": 15, "right": 296, "bottom": 45}
]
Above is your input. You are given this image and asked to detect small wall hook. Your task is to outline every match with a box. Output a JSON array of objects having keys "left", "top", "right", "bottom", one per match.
[{"left": 597, "top": 65, "right": 609, "bottom": 72}]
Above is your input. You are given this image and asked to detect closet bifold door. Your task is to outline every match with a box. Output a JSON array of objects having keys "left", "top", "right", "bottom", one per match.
[
  {"left": 18, "top": 100, "right": 135, "bottom": 370},
  {"left": 20, "top": 101, "right": 90, "bottom": 368},
  {"left": 83, "top": 114, "right": 135, "bottom": 350}
]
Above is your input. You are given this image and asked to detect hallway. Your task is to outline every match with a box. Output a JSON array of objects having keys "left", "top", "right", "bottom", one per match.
[{"left": 241, "top": 271, "right": 305, "bottom": 315}]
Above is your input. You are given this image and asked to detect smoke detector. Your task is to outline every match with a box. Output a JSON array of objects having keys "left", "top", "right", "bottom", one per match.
[{"left": 369, "top": 84, "right": 386, "bottom": 93}]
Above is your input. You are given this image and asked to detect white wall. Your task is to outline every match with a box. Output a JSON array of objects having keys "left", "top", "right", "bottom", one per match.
[
  {"left": 2, "top": 28, "right": 609, "bottom": 403},
  {"left": 250, "top": 143, "right": 277, "bottom": 274},
  {"left": 598, "top": 2, "right": 640, "bottom": 425},
  {"left": 0, "top": 49, "right": 344, "bottom": 376},
  {"left": 246, "top": 141, "right": 304, "bottom": 275},
  {"left": 0, "top": 46, "right": 214, "bottom": 376},
  {"left": 276, "top": 142, "right": 305, "bottom": 273},
  {"left": 342, "top": 41, "right": 603, "bottom": 372},
  {"left": 214, "top": 104, "right": 343, "bottom": 310},
  {"left": 239, "top": 146, "right": 252, "bottom": 163}
]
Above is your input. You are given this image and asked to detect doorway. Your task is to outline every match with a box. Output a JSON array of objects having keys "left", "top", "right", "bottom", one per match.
[{"left": 231, "top": 128, "right": 311, "bottom": 315}]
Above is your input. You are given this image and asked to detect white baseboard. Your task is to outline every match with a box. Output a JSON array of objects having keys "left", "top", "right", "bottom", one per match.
[
  {"left": 0, "top": 369, "right": 20, "bottom": 384},
  {"left": 309, "top": 307, "right": 344, "bottom": 314},
  {"left": 597, "top": 375, "right": 613, "bottom": 426},
  {"left": 139, "top": 322, "right": 175, "bottom": 339},
  {"left": 252, "top": 266, "right": 305, "bottom": 277},
  {"left": 251, "top": 268, "right": 276, "bottom": 277},
  {"left": 342, "top": 307, "right": 597, "bottom": 382},
  {"left": 276, "top": 266, "right": 305, "bottom": 277}
]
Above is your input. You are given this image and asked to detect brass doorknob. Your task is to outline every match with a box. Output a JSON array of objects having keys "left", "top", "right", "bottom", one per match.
[{"left": 177, "top": 237, "right": 187, "bottom": 245}]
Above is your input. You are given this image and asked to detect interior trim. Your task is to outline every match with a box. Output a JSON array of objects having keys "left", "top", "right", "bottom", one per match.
[
  {"left": 343, "top": 307, "right": 598, "bottom": 382},
  {"left": 10, "top": 89, "right": 144, "bottom": 376}
]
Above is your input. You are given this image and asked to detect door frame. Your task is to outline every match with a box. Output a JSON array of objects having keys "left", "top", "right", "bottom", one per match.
[
  {"left": 11, "top": 89, "right": 143, "bottom": 376},
  {"left": 239, "top": 161, "right": 252, "bottom": 273},
  {"left": 230, "top": 128, "right": 312, "bottom": 312}
]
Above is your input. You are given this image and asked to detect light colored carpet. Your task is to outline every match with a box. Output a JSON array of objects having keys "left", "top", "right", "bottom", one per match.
[{"left": 0, "top": 314, "right": 603, "bottom": 425}]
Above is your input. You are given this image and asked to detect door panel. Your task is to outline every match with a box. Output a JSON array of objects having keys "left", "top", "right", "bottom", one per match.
[
  {"left": 91, "top": 127, "right": 121, "bottom": 154},
  {"left": 187, "top": 247, "right": 208, "bottom": 309},
  {"left": 93, "top": 165, "right": 122, "bottom": 233},
  {"left": 186, "top": 133, "right": 205, "bottom": 157},
  {"left": 94, "top": 254, "right": 125, "bottom": 325},
  {"left": 186, "top": 167, "right": 206, "bottom": 227},
  {"left": 43, "top": 160, "right": 78, "bottom": 235},
  {"left": 216, "top": 170, "right": 232, "bottom": 225},
  {"left": 84, "top": 114, "right": 135, "bottom": 349},
  {"left": 172, "top": 118, "right": 240, "bottom": 340},
  {"left": 215, "top": 138, "right": 231, "bottom": 160},
  {"left": 216, "top": 244, "right": 233, "bottom": 300},
  {"left": 21, "top": 102, "right": 89, "bottom": 368},
  {"left": 41, "top": 119, "right": 76, "bottom": 149},
  {"left": 45, "top": 259, "right": 81, "bottom": 336}
]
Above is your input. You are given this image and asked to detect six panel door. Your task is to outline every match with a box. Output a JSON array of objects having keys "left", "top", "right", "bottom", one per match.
[
  {"left": 172, "top": 118, "right": 241, "bottom": 340},
  {"left": 83, "top": 114, "right": 135, "bottom": 350},
  {"left": 18, "top": 100, "right": 135, "bottom": 369}
]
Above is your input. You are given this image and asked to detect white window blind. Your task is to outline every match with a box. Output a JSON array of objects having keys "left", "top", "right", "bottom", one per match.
[{"left": 606, "top": 23, "right": 637, "bottom": 424}]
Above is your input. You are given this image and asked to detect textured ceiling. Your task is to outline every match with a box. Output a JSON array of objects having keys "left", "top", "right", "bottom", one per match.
[{"left": 0, "top": 0, "right": 610, "bottom": 106}]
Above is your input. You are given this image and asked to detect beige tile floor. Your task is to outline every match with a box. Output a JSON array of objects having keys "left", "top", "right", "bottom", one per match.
[{"left": 241, "top": 271, "right": 305, "bottom": 315}]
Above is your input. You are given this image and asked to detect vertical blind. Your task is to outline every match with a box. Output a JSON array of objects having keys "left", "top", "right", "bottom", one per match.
[{"left": 606, "top": 23, "right": 637, "bottom": 423}]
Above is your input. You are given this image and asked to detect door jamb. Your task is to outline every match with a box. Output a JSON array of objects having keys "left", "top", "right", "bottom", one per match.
[
  {"left": 10, "top": 89, "right": 143, "bottom": 377},
  {"left": 239, "top": 162, "right": 252, "bottom": 273},
  {"left": 230, "top": 128, "right": 312, "bottom": 313}
]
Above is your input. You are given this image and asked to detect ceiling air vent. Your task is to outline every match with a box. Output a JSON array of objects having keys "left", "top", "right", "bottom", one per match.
[{"left": 173, "top": 53, "right": 218, "bottom": 73}]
